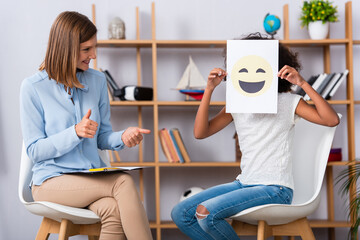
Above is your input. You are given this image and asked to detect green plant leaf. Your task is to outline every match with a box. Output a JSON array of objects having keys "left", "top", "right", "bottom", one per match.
[
  {"left": 299, "top": 0, "right": 339, "bottom": 27},
  {"left": 336, "top": 160, "right": 360, "bottom": 239}
]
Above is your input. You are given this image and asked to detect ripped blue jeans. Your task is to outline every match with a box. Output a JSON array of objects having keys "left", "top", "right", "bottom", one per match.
[{"left": 171, "top": 180, "right": 293, "bottom": 240}]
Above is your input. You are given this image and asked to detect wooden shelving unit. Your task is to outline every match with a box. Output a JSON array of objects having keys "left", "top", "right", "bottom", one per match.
[{"left": 92, "top": 2, "right": 356, "bottom": 239}]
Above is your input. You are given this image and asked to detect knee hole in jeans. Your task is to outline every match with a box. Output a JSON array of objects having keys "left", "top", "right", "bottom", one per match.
[{"left": 195, "top": 204, "right": 209, "bottom": 219}]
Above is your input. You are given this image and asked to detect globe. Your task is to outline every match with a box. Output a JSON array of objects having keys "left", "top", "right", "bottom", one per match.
[{"left": 263, "top": 13, "right": 281, "bottom": 38}]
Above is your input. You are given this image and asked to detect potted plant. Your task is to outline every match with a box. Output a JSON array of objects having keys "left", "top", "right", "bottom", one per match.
[
  {"left": 300, "top": 0, "right": 339, "bottom": 39},
  {"left": 336, "top": 160, "right": 360, "bottom": 240}
]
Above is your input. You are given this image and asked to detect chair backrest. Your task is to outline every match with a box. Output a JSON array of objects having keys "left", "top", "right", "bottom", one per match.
[
  {"left": 98, "top": 150, "right": 111, "bottom": 167},
  {"left": 18, "top": 144, "right": 111, "bottom": 204},
  {"left": 291, "top": 114, "right": 340, "bottom": 205},
  {"left": 19, "top": 144, "right": 35, "bottom": 204}
]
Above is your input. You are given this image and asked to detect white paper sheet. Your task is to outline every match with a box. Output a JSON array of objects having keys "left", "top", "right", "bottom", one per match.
[{"left": 226, "top": 40, "right": 278, "bottom": 113}]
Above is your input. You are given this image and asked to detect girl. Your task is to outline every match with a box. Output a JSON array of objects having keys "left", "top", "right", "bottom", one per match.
[
  {"left": 171, "top": 33, "right": 339, "bottom": 240},
  {"left": 20, "top": 11, "right": 153, "bottom": 240}
]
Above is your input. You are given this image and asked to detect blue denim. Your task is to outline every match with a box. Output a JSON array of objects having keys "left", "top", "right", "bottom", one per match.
[{"left": 171, "top": 180, "right": 293, "bottom": 240}]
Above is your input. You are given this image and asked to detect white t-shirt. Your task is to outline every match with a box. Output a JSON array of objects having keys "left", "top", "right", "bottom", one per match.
[{"left": 231, "top": 92, "right": 302, "bottom": 189}]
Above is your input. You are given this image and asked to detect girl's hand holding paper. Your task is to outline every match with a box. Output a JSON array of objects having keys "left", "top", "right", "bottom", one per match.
[{"left": 207, "top": 68, "right": 227, "bottom": 91}]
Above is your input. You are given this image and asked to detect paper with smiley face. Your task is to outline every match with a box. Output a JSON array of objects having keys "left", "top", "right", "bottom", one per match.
[{"left": 226, "top": 40, "right": 278, "bottom": 113}]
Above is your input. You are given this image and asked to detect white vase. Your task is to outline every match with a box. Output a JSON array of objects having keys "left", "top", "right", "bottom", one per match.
[{"left": 308, "top": 21, "right": 329, "bottom": 40}]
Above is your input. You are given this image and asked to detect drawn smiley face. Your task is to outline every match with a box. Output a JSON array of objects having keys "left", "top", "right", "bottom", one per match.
[{"left": 231, "top": 55, "right": 273, "bottom": 97}]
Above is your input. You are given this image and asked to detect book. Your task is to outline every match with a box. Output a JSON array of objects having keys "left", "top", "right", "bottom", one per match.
[
  {"left": 162, "top": 128, "right": 180, "bottom": 162},
  {"left": 170, "top": 128, "right": 191, "bottom": 163},
  {"left": 100, "top": 69, "right": 123, "bottom": 97},
  {"left": 159, "top": 130, "right": 173, "bottom": 162},
  {"left": 327, "top": 69, "right": 349, "bottom": 99},
  {"left": 304, "top": 73, "right": 327, "bottom": 100},
  {"left": 296, "top": 70, "right": 348, "bottom": 100},
  {"left": 317, "top": 73, "right": 335, "bottom": 96},
  {"left": 296, "top": 75, "right": 318, "bottom": 97},
  {"left": 321, "top": 72, "right": 341, "bottom": 99},
  {"left": 159, "top": 128, "right": 180, "bottom": 163},
  {"left": 169, "top": 130, "right": 185, "bottom": 163}
]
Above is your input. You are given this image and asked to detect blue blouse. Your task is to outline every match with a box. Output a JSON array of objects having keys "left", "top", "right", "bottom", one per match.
[{"left": 20, "top": 69, "right": 125, "bottom": 185}]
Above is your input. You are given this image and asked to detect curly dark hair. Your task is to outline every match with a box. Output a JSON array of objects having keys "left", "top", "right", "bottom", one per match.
[{"left": 223, "top": 32, "right": 301, "bottom": 93}]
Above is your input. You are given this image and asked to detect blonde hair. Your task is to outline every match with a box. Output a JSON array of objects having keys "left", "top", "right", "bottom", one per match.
[{"left": 39, "top": 11, "right": 97, "bottom": 88}]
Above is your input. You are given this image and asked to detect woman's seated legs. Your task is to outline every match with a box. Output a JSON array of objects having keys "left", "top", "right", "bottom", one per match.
[
  {"left": 88, "top": 197, "right": 125, "bottom": 240},
  {"left": 32, "top": 172, "right": 152, "bottom": 240}
]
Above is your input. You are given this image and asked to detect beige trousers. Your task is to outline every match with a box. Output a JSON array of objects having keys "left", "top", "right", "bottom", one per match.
[{"left": 32, "top": 172, "right": 152, "bottom": 240}]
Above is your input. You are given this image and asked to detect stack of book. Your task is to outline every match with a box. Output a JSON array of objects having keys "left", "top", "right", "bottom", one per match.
[
  {"left": 295, "top": 69, "right": 348, "bottom": 100},
  {"left": 159, "top": 128, "right": 191, "bottom": 163},
  {"left": 101, "top": 69, "right": 123, "bottom": 99}
]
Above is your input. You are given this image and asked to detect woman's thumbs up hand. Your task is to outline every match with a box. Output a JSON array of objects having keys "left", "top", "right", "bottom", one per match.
[{"left": 75, "top": 109, "right": 99, "bottom": 138}]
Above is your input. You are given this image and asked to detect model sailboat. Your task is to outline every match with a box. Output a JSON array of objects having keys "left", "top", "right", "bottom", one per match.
[{"left": 176, "top": 56, "right": 207, "bottom": 100}]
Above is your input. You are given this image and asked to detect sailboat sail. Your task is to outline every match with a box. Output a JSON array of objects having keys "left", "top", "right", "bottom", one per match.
[{"left": 176, "top": 56, "right": 206, "bottom": 90}]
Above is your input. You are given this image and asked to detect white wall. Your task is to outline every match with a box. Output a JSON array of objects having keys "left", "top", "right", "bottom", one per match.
[{"left": 1, "top": 0, "right": 359, "bottom": 239}]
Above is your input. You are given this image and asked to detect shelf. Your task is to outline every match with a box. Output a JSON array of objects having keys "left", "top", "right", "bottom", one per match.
[
  {"left": 111, "top": 162, "right": 156, "bottom": 167},
  {"left": 96, "top": 39, "right": 350, "bottom": 49},
  {"left": 327, "top": 161, "right": 360, "bottom": 166},
  {"left": 307, "top": 100, "right": 351, "bottom": 105},
  {"left": 109, "top": 100, "right": 155, "bottom": 106},
  {"left": 280, "top": 39, "right": 349, "bottom": 46},
  {"left": 111, "top": 161, "right": 357, "bottom": 167},
  {"left": 327, "top": 161, "right": 350, "bottom": 166},
  {"left": 153, "top": 220, "right": 351, "bottom": 229},
  {"left": 156, "top": 40, "right": 226, "bottom": 48},
  {"left": 324, "top": 100, "right": 351, "bottom": 105},
  {"left": 149, "top": 221, "right": 157, "bottom": 229},
  {"left": 109, "top": 100, "right": 225, "bottom": 106},
  {"left": 309, "top": 220, "right": 351, "bottom": 228},
  {"left": 97, "top": 39, "right": 153, "bottom": 48},
  {"left": 158, "top": 162, "right": 239, "bottom": 167},
  {"left": 110, "top": 162, "right": 239, "bottom": 167},
  {"left": 158, "top": 221, "right": 177, "bottom": 229},
  {"left": 157, "top": 101, "right": 224, "bottom": 106},
  {"left": 109, "top": 100, "right": 350, "bottom": 106},
  {"left": 109, "top": 101, "right": 225, "bottom": 106}
]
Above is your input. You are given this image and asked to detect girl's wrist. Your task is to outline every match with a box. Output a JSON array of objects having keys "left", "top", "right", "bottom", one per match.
[
  {"left": 298, "top": 78, "right": 307, "bottom": 88},
  {"left": 205, "top": 85, "right": 215, "bottom": 92}
]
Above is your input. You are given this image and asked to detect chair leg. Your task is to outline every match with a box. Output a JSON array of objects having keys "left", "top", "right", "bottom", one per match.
[
  {"left": 58, "top": 219, "right": 71, "bottom": 240},
  {"left": 59, "top": 219, "right": 83, "bottom": 240},
  {"left": 257, "top": 220, "right": 272, "bottom": 240},
  {"left": 36, "top": 217, "right": 53, "bottom": 240},
  {"left": 297, "top": 218, "right": 315, "bottom": 240}
]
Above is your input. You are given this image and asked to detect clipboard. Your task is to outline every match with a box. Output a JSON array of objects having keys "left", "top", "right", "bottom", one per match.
[{"left": 62, "top": 166, "right": 144, "bottom": 174}]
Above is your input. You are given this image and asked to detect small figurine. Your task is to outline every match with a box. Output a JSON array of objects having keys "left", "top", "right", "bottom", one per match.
[
  {"left": 108, "top": 17, "right": 125, "bottom": 39},
  {"left": 176, "top": 56, "right": 207, "bottom": 101}
]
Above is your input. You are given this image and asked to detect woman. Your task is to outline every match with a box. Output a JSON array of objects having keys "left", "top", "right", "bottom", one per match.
[
  {"left": 20, "top": 11, "right": 153, "bottom": 240},
  {"left": 171, "top": 33, "right": 339, "bottom": 239}
]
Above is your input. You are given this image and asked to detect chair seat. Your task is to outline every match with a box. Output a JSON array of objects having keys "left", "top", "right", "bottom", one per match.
[
  {"left": 24, "top": 201, "right": 100, "bottom": 225},
  {"left": 230, "top": 190, "right": 321, "bottom": 226}
]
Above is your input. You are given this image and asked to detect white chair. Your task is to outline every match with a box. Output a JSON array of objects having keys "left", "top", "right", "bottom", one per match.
[
  {"left": 18, "top": 144, "right": 111, "bottom": 240},
  {"left": 230, "top": 114, "right": 341, "bottom": 240}
]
